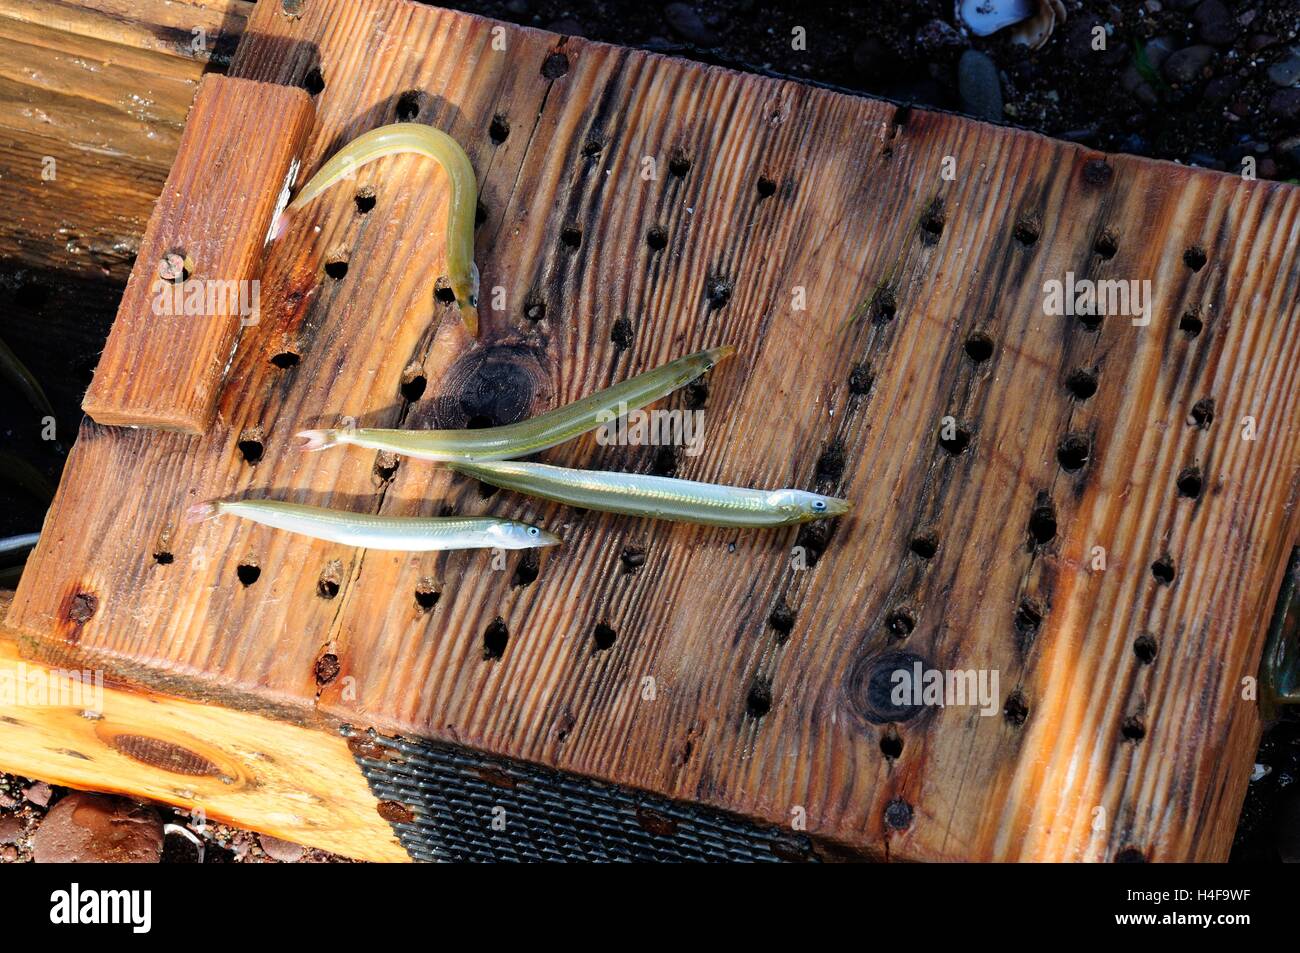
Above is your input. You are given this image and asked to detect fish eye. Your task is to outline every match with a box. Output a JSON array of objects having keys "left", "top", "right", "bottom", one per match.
[
  {"left": 528, "top": 526, "right": 540, "bottom": 537},
  {"left": 812, "top": 499, "right": 827, "bottom": 511}
]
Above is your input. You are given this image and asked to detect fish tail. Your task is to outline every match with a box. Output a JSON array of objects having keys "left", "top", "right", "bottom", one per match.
[
  {"left": 297, "top": 429, "right": 343, "bottom": 452},
  {"left": 185, "top": 501, "right": 222, "bottom": 524}
]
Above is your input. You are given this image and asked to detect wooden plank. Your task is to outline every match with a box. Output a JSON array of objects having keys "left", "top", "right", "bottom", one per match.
[
  {"left": 0, "top": 0, "right": 251, "bottom": 66},
  {"left": 0, "top": 596, "right": 407, "bottom": 862},
  {"left": 0, "top": 2, "right": 251, "bottom": 282},
  {"left": 81, "top": 74, "right": 314, "bottom": 433},
  {"left": 10, "top": 0, "right": 1300, "bottom": 861}
]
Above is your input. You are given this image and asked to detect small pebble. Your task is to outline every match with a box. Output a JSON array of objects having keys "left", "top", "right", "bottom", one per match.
[
  {"left": 23, "top": 782, "right": 51, "bottom": 807},
  {"left": 1267, "top": 48, "right": 1300, "bottom": 88},
  {"left": 258, "top": 833, "right": 306, "bottom": 863},
  {"left": 1193, "top": 0, "right": 1237, "bottom": 46},
  {"left": 1163, "top": 45, "right": 1216, "bottom": 85},
  {"left": 32, "top": 792, "right": 163, "bottom": 863},
  {"left": 957, "top": 50, "right": 1004, "bottom": 122},
  {"left": 663, "top": 4, "right": 718, "bottom": 47},
  {"left": 916, "top": 19, "right": 964, "bottom": 55},
  {"left": 0, "top": 815, "right": 22, "bottom": 845},
  {"left": 1268, "top": 88, "right": 1300, "bottom": 120}
]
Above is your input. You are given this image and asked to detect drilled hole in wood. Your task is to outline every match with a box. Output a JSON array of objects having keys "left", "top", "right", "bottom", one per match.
[
  {"left": 581, "top": 137, "right": 603, "bottom": 158},
  {"left": 1183, "top": 245, "right": 1207, "bottom": 271},
  {"left": 560, "top": 224, "right": 582, "bottom": 248},
  {"left": 816, "top": 441, "right": 845, "bottom": 482},
  {"left": 1013, "top": 217, "right": 1040, "bottom": 246},
  {"left": 270, "top": 351, "right": 300, "bottom": 369},
  {"left": 1133, "top": 634, "right": 1158, "bottom": 665},
  {"left": 1121, "top": 715, "right": 1146, "bottom": 742},
  {"left": 909, "top": 533, "right": 938, "bottom": 560},
  {"left": 353, "top": 186, "right": 376, "bottom": 214},
  {"left": 1115, "top": 846, "right": 1147, "bottom": 863},
  {"left": 886, "top": 608, "right": 915, "bottom": 638},
  {"left": 400, "top": 370, "right": 427, "bottom": 402},
  {"left": 317, "top": 559, "right": 342, "bottom": 599},
  {"left": 745, "top": 678, "right": 772, "bottom": 719},
  {"left": 964, "top": 332, "right": 994, "bottom": 363},
  {"left": 395, "top": 89, "right": 421, "bottom": 121},
  {"left": 153, "top": 550, "right": 174, "bottom": 565},
  {"left": 706, "top": 274, "right": 732, "bottom": 309},
  {"left": 1179, "top": 308, "right": 1204, "bottom": 338},
  {"left": 1177, "top": 466, "right": 1203, "bottom": 499},
  {"left": 668, "top": 147, "right": 691, "bottom": 177},
  {"left": 620, "top": 546, "right": 646, "bottom": 572},
  {"left": 236, "top": 561, "right": 260, "bottom": 587},
  {"left": 1078, "top": 309, "right": 1104, "bottom": 332},
  {"left": 541, "top": 51, "right": 569, "bottom": 79},
  {"left": 1082, "top": 159, "right": 1113, "bottom": 186},
  {"left": 768, "top": 598, "right": 795, "bottom": 641},
  {"left": 237, "top": 428, "right": 264, "bottom": 465},
  {"left": 650, "top": 445, "right": 678, "bottom": 477},
  {"left": 324, "top": 251, "right": 349, "bottom": 280},
  {"left": 1065, "top": 368, "right": 1098, "bottom": 400},
  {"left": 373, "top": 452, "right": 399, "bottom": 483},
  {"left": 1151, "top": 555, "right": 1176, "bottom": 586},
  {"left": 1056, "top": 432, "right": 1090, "bottom": 472},
  {"left": 523, "top": 295, "right": 546, "bottom": 322},
  {"left": 1190, "top": 397, "right": 1215, "bottom": 430},
  {"left": 513, "top": 550, "right": 539, "bottom": 587},
  {"left": 938, "top": 422, "right": 972, "bottom": 456},
  {"left": 920, "top": 201, "right": 945, "bottom": 243},
  {"left": 483, "top": 619, "right": 509, "bottom": 660},
  {"left": 684, "top": 378, "right": 709, "bottom": 410},
  {"left": 314, "top": 653, "right": 340, "bottom": 686},
  {"left": 303, "top": 66, "right": 325, "bottom": 96},
  {"left": 1004, "top": 690, "right": 1029, "bottom": 727},
  {"left": 757, "top": 176, "right": 777, "bottom": 198},
  {"left": 646, "top": 225, "right": 667, "bottom": 251},
  {"left": 880, "top": 727, "right": 903, "bottom": 760},
  {"left": 434, "top": 277, "right": 457, "bottom": 304},
  {"left": 489, "top": 113, "right": 510, "bottom": 144},
  {"left": 848, "top": 362, "right": 874, "bottom": 396},
  {"left": 1014, "top": 600, "right": 1042, "bottom": 638},
  {"left": 415, "top": 579, "right": 440, "bottom": 612},
  {"left": 592, "top": 622, "right": 616, "bottom": 653},
  {"left": 159, "top": 250, "right": 192, "bottom": 283},
  {"left": 1094, "top": 231, "right": 1118, "bottom": 259},
  {"left": 67, "top": 592, "right": 97, "bottom": 625},
  {"left": 884, "top": 798, "right": 913, "bottom": 831},
  {"left": 872, "top": 287, "right": 897, "bottom": 324},
  {"left": 610, "top": 317, "right": 634, "bottom": 351},
  {"left": 1028, "top": 501, "right": 1057, "bottom": 546}
]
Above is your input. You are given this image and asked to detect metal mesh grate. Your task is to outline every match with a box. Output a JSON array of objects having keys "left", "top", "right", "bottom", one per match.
[{"left": 345, "top": 728, "right": 819, "bottom": 862}]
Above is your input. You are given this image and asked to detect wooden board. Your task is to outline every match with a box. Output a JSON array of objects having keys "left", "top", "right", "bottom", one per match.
[
  {"left": 0, "top": 595, "right": 406, "bottom": 862},
  {"left": 0, "top": 0, "right": 252, "bottom": 283},
  {"left": 9, "top": 0, "right": 1300, "bottom": 862},
  {"left": 82, "top": 74, "right": 314, "bottom": 433}
]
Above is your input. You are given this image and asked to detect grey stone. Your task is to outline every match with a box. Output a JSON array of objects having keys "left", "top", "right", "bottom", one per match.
[
  {"left": 957, "top": 50, "right": 1004, "bottom": 122},
  {"left": 1163, "top": 45, "right": 1215, "bottom": 85}
]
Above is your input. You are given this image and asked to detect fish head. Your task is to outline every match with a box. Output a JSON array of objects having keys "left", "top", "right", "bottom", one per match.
[
  {"left": 766, "top": 489, "right": 852, "bottom": 522},
  {"left": 488, "top": 520, "right": 561, "bottom": 549}
]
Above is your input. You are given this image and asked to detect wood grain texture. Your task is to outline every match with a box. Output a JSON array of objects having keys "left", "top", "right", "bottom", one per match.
[
  {"left": 0, "top": 596, "right": 406, "bottom": 862},
  {"left": 10, "top": 0, "right": 1300, "bottom": 861},
  {"left": 82, "top": 74, "right": 314, "bottom": 433},
  {"left": 0, "top": 0, "right": 251, "bottom": 282}
]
